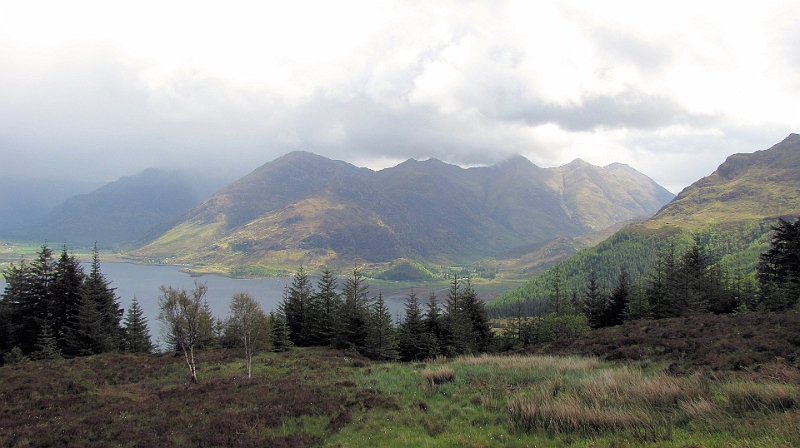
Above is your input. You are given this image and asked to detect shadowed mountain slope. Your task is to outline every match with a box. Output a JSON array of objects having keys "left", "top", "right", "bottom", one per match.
[{"left": 16, "top": 169, "right": 201, "bottom": 249}]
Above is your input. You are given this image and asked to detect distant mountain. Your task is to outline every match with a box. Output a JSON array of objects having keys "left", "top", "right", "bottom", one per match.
[
  {"left": 132, "top": 152, "right": 673, "bottom": 273},
  {"left": 0, "top": 178, "right": 103, "bottom": 236},
  {"left": 17, "top": 169, "right": 203, "bottom": 249},
  {"left": 488, "top": 133, "right": 800, "bottom": 316}
]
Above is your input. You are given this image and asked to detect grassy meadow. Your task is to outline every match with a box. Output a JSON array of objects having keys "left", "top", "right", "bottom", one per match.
[{"left": 1, "top": 345, "right": 798, "bottom": 447}]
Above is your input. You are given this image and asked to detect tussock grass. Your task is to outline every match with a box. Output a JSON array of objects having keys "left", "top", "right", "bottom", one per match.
[
  {"left": 507, "top": 367, "right": 708, "bottom": 435},
  {"left": 422, "top": 366, "right": 455, "bottom": 385},
  {"left": 454, "top": 353, "right": 601, "bottom": 372},
  {"left": 719, "top": 380, "right": 798, "bottom": 415}
]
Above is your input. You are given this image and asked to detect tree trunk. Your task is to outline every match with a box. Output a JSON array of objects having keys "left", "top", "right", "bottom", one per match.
[{"left": 183, "top": 346, "right": 198, "bottom": 383}]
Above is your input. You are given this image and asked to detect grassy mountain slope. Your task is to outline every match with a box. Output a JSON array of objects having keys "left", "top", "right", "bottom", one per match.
[
  {"left": 16, "top": 169, "right": 200, "bottom": 249},
  {"left": 487, "top": 133, "right": 800, "bottom": 316},
  {"left": 133, "top": 152, "right": 672, "bottom": 274}
]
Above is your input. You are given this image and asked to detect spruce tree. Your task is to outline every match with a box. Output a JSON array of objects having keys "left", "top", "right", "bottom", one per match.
[
  {"left": 757, "top": 217, "right": 800, "bottom": 311},
  {"left": 443, "top": 274, "right": 470, "bottom": 355},
  {"left": 582, "top": 269, "right": 607, "bottom": 329},
  {"left": 309, "top": 269, "right": 341, "bottom": 346},
  {"left": 336, "top": 267, "right": 371, "bottom": 350},
  {"left": 32, "top": 321, "right": 62, "bottom": 361},
  {"left": 460, "top": 278, "right": 492, "bottom": 353},
  {"left": 365, "top": 293, "right": 398, "bottom": 361},
  {"left": 82, "top": 245, "right": 124, "bottom": 352},
  {"left": 269, "top": 311, "right": 292, "bottom": 352},
  {"left": 123, "top": 297, "right": 154, "bottom": 353},
  {"left": 606, "top": 269, "right": 630, "bottom": 326},
  {"left": 422, "top": 291, "right": 443, "bottom": 357},
  {"left": 52, "top": 246, "right": 87, "bottom": 357},
  {"left": 398, "top": 291, "right": 426, "bottom": 361},
  {"left": 280, "top": 266, "right": 314, "bottom": 346}
]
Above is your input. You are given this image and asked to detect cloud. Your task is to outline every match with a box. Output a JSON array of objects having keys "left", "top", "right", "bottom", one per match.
[{"left": 0, "top": 0, "right": 797, "bottom": 198}]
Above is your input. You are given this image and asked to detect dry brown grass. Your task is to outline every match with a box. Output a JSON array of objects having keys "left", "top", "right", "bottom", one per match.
[
  {"left": 507, "top": 365, "right": 711, "bottom": 435},
  {"left": 454, "top": 353, "right": 601, "bottom": 372},
  {"left": 422, "top": 366, "right": 455, "bottom": 385}
]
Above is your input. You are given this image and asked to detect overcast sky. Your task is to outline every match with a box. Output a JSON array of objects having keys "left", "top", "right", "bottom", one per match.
[{"left": 1, "top": 1, "right": 798, "bottom": 194}]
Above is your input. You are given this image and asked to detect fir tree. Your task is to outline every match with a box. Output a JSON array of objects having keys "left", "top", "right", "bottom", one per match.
[
  {"left": 82, "top": 245, "right": 124, "bottom": 352},
  {"left": 32, "top": 321, "right": 62, "bottom": 361},
  {"left": 51, "top": 246, "right": 86, "bottom": 356},
  {"left": 582, "top": 269, "right": 607, "bottom": 329},
  {"left": 269, "top": 311, "right": 292, "bottom": 352},
  {"left": 336, "top": 266, "right": 371, "bottom": 350},
  {"left": 606, "top": 269, "right": 630, "bottom": 326},
  {"left": 443, "top": 274, "right": 470, "bottom": 355},
  {"left": 123, "top": 297, "right": 154, "bottom": 354},
  {"left": 460, "top": 278, "right": 493, "bottom": 353},
  {"left": 757, "top": 217, "right": 800, "bottom": 311},
  {"left": 398, "top": 291, "right": 426, "bottom": 361},
  {"left": 365, "top": 293, "right": 398, "bottom": 361},
  {"left": 309, "top": 269, "right": 341, "bottom": 346},
  {"left": 280, "top": 266, "right": 314, "bottom": 346},
  {"left": 422, "top": 291, "right": 443, "bottom": 357}
]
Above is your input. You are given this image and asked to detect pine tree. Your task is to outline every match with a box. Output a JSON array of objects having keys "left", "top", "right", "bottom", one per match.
[
  {"left": 625, "top": 281, "right": 652, "bottom": 321},
  {"left": 308, "top": 269, "right": 342, "bottom": 346},
  {"left": 81, "top": 245, "right": 124, "bottom": 352},
  {"left": 548, "top": 266, "right": 565, "bottom": 315},
  {"left": 365, "top": 293, "right": 398, "bottom": 361},
  {"left": 460, "top": 278, "right": 492, "bottom": 353},
  {"left": 757, "top": 217, "right": 800, "bottom": 311},
  {"left": 269, "top": 311, "right": 292, "bottom": 352},
  {"left": 422, "top": 291, "right": 443, "bottom": 357},
  {"left": 32, "top": 321, "right": 62, "bottom": 361},
  {"left": 123, "top": 297, "right": 154, "bottom": 353},
  {"left": 336, "top": 266, "right": 371, "bottom": 350},
  {"left": 398, "top": 291, "right": 426, "bottom": 361},
  {"left": 52, "top": 247, "right": 89, "bottom": 357},
  {"left": 195, "top": 299, "right": 219, "bottom": 349},
  {"left": 606, "top": 269, "right": 630, "bottom": 326},
  {"left": 280, "top": 266, "right": 314, "bottom": 346},
  {"left": 582, "top": 269, "right": 607, "bottom": 329},
  {"left": 443, "top": 274, "right": 470, "bottom": 355}
]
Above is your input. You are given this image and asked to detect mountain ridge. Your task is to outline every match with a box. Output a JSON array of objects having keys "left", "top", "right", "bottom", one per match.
[{"left": 132, "top": 152, "right": 673, "bottom": 273}]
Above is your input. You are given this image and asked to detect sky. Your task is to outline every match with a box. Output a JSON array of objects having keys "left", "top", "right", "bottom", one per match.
[{"left": 1, "top": 1, "right": 798, "bottom": 194}]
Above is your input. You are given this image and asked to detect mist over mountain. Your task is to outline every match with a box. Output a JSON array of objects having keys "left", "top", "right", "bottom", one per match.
[
  {"left": 0, "top": 178, "right": 104, "bottom": 235},
  {"left": 133, "top": 152, "right": 672, "bottom": 271},
  {"left": 12, "top": 169, "right": 204, "bottom": 249}
]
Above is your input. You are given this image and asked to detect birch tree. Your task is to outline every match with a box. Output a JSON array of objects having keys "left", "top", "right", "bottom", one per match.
[
  {"left": 226, "top": 292, "right": 268, "bottom": 379},
  {"left": 158, "top": 282, "right": 208, "bottom": 383}
]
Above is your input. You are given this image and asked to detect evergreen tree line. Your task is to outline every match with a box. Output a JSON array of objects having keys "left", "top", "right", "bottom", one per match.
[
  {"left": 488, "top": 220, "right": 778, "bottom": 318},
  {"left": 0, "top": 244, "right": 154, "bottom": 364},
  {"left": 276, "top": 266, "right": 493, "bottom": 361},
  {"left": 500, "top": 217, "right": 800, "bottom": 349}
]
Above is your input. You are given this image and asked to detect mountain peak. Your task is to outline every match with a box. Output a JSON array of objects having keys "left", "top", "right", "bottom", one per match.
[{"left": 653, "top": 134, "right": 800, "bottom": 225}]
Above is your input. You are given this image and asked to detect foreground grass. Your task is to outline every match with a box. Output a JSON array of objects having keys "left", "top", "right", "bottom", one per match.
[
  {"left": 1, "top": 349, "right": 798, "bottom": 447},
  {"left": 332, "top": 354, "right": 800, "bottom": 447}
]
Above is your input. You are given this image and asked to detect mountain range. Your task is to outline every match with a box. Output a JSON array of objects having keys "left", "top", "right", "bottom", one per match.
[
  {"left": 131, "top": 152, "right": 673, "bottom": 273},
  {"left": 488, "top": 133, "right": 800, "bottom": 315}
]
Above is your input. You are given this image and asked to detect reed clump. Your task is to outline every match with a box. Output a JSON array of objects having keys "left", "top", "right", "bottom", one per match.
[{"left": 507, "top": 365, "right": 712, "bottom": 435}]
